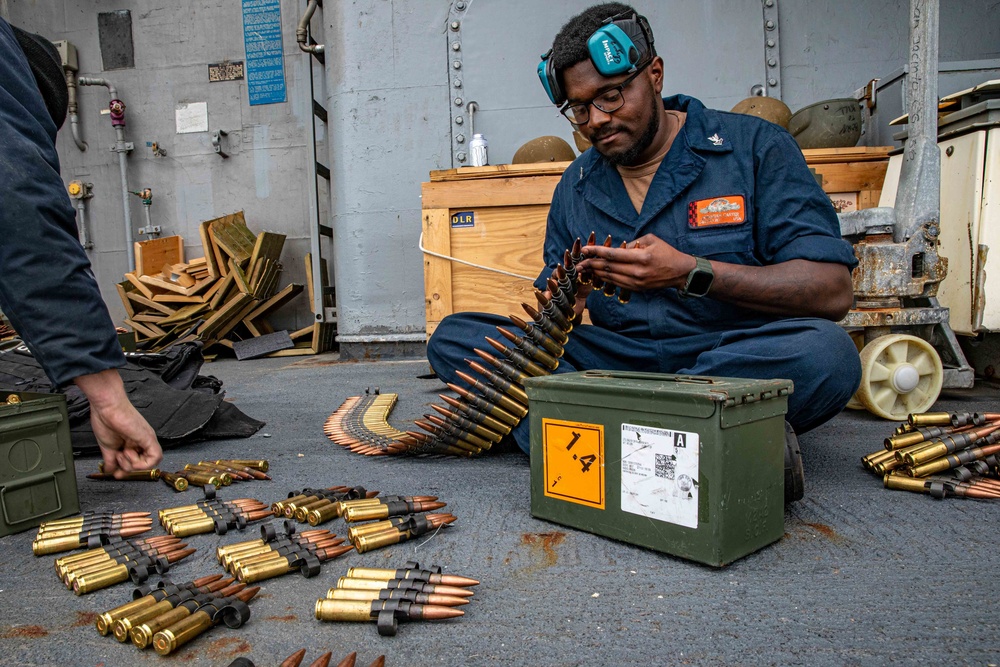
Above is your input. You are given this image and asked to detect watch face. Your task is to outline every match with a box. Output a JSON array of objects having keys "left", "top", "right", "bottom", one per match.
[{"left": 687, "top": 269, "right": 714, "bottom": 296}]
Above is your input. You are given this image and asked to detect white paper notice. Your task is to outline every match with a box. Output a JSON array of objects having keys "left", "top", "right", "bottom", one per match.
[
  {"left": 620, "top": 423, "right": 699, "bottom": 528},
  {"left": 175, "top": 102, "right": 209, "bottom": 134}
]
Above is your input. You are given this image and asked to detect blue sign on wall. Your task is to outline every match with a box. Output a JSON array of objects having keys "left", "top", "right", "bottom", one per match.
[{"left": 242, "top": 0, "right": 286, "bottom": 105}]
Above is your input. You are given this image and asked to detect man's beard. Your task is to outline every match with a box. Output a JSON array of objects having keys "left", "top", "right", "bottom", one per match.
[{"left": 594, "top": 96, "right": 661, "bottom": 167}]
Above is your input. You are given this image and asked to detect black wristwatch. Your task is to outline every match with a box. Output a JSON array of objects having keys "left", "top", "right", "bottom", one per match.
[{"left": 678, "top": 256, "right": 714, "bottom": 298}]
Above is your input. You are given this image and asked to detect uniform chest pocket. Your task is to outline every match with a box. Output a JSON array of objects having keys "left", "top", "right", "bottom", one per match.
[{"left": 678, "top": 225, "right": 756, "bottom": 265}]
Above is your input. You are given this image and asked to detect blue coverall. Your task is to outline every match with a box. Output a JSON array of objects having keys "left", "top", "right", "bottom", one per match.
[
  {"left": 0, "top": 18, "right": 125, "bottom": 387},
  {"left": 428, "top": 95, "right": 862, "bottom": 453}
]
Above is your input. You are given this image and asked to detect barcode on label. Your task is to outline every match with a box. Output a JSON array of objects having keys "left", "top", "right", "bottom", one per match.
[{"left": 655, "top": 453, "right": 675, "bottom": 480}]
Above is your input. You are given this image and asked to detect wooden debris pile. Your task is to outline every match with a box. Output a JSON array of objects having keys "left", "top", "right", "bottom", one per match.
[{"left": 116, "top": 211, "right": 334, "bottom": 356}]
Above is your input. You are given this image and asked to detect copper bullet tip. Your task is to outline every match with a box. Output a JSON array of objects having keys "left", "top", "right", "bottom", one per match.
[
  {"left": 334, "top": 652, "right": 358, "bottom": 667},
  {"left": 306, "top": 652, "right": 333, "bottom": 667},
  {"left": 280, "top": 648, "right": 307, "bottom": 667}
]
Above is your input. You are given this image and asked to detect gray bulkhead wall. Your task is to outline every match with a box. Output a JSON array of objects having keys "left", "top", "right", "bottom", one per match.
[{"left": 7, "top": 0, "right": 998, "bottom": 346}]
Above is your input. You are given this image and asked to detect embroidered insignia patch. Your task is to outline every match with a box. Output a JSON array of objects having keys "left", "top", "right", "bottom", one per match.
[{"left": 687, "top": 195, "right": 746, "bottom": 228}]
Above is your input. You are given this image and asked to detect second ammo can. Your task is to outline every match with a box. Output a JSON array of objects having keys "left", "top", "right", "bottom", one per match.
[
  {"left": 0, "top": 391, "right": 79, "bottom": 536},
  {"left": 524, "top": 371, "right": 791, "bottom": 567}
]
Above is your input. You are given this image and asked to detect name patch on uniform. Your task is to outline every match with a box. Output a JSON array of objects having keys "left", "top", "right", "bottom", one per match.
[{"left": 687, "top": 195, "right": 746, "bottom": 228}]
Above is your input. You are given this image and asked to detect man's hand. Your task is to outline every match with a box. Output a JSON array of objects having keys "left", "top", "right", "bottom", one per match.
[
  {"left": 575, "top": 233, "right": 854, "bottom": 321},
  {"left": 577, "top": 233, "right": 695, "bottom": 291},
  {"left": 73, "top": 369, "right": 162, "bottom": 478}
]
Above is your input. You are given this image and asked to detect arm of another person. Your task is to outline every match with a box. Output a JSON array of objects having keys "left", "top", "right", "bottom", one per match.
[
  {"left": 577, "top": 131, "right": 856, "bottom": 321},
  {"left": 0, "top": 20, "right": 162, "bottom": 476}
]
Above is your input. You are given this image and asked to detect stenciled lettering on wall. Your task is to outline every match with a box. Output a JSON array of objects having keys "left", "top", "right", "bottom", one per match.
[{"left": 241, "top": 0, "right": 286, "bottom": 105}]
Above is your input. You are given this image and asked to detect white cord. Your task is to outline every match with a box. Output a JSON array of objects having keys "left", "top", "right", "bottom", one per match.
[{"left": 418, "top": 231, "right": 537, "bottom": 282}]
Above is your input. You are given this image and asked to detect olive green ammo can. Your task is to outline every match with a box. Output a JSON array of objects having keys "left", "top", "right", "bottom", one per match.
[
  {"left": 0, "top": 391, "right": 79, "bottom": 537},
  {"left": 525, "top": 371, "right": 791, "bottom": 567}
]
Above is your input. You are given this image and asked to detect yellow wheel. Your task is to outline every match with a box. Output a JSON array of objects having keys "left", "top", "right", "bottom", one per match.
[{"left": 856, "top": 334, "right": 943, "bottom": 420}]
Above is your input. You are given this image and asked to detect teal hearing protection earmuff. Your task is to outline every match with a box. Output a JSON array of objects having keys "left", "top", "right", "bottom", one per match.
[{"left": 537, "top": 11, "right": 655, "bottom": 106}]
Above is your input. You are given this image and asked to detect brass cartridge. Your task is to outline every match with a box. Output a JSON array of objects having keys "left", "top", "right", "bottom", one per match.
[
  {"left": 883, "top": 473, "right": 928, "bottom": 493},
  {"left": 354, "top": 530, "right": 404, "bottom": 553},
  {"left": 152, "top": 610, "right": 213, "bottom": 656},
  {"left": 237, "top": 557, "right": 293, "bottom": 583},
  {"left": 74, "top": 563, "right": 130, "bottom": 595},
  {"left": 315, "top": 598, "right": 374, "bottom": 622},
  {"left": 170, "top": 516, "right": 216, "bottom": 537},
  {"left": 908, "top": 412, "right": 952, "bottom": 426}
]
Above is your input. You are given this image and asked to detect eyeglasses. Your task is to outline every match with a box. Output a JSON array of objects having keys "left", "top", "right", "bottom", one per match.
[{"left": 560, "top": 62, "right": 649, "bottom": 125}]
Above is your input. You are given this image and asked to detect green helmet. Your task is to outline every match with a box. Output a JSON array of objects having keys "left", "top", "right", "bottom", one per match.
[{"left": 787, "top": 98, "right": 862, "bottom": 149}]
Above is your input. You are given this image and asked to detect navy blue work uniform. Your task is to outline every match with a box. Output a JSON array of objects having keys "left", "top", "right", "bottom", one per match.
[
  {"left": 428, "top": 95, "right": 862, "bottom": 453},
  {"left": 0, "top": 18, "right": 125, "bottom": 387}
]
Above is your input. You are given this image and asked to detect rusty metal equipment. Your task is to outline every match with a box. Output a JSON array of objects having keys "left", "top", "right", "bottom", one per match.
[{"left": 838, "top": 0, "right": 973, "bottom": 420}]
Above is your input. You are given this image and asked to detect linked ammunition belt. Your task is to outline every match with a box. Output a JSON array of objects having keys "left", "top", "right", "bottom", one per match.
[
  {"left": 863, "top": 411, "right": 1000, "bottom": 498},
  {"left": 326, "top": 234, "right": 625, "bottom": 456},
  {"left": 87, "top": 459, "right": 270, "bottom": 491},
  {"left": 53, "top": 534, "right": 196, "bottom": 595},
  {"left": 217, "top": 520, "right": 353, "bottom": 584},
  {"left": 33, "top": 511, "right": 153, "bottom": 556},
  {"left": 316, "top": 561, "right": 478, "bottom": 636},
  {"left": 95, "top": 574, "right": 259, "bottom": 655},
  {"left": 228, "top": 650, "right": 387, "bottom": 667}
]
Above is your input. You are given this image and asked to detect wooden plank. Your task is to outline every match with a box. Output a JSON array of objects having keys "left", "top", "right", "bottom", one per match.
[
  {"left": 801, "top": 146, "right": 894, "bottom": 164},
  {"left": 212, "top": 299, "right": 260, "bottom": 341},
  {"left": 421, "top": 176, "right": 560, "bottom": 209},
  {"left": 158, "top": 303, "right": 212, "bottom": 326},
  {"left": 198, "top": 220, "right": 221, "bottom": 280},
  {"left": 229, "top": 259, "right": 252, "bottom": 295},
  {"left": 132, "top": 313, "right": 168, "bottom": 323},
  {"left": 809, "top": 161, "right": 889, "bottom": 194},
  {"left": 199, "top": 293, "right": 253, "bottom": 337},
  {"left": 248, "top": 231, "right": 286, "bottom": 267},
  {"left": 161, "top": 263, "right": 196, "bottom": 288},
  {"left": 209, "top": 211, "right": 257, "bottom": 266},
  {"left": 311, "top": 322, "right": 336, "bottom": 354},
  {"left": 134, "top": 236, "right": 184, "bottom": 276},
  {"left": 289, "top": 324, "right": 314, "bottom": 341},
  {"left": 265, "top": 343, "right": 317, "bottom": 357},
  {"left": 243, "top": 282, "right": 304, "bottom": 323},
  {"left": 125, "top": 318, "right": 166, "bottom": 338},
  {"left": 139, "top": 274, "right": 213, "bottom": 296},
  {"left": 126, "top": 291, "right": 176, "bottom": 316},
  {"left": 152, "top": 293, "right": 206, "bottom": 304},
  {"left": 429, "top": 162, "right": 571, "bottom": 182},
  {"left": 210, "top": 273, "right": 236, "bottom": 310},
  {"left": 124, "top": 272, "right": 157, "bottom": 299},
  {"left": 116, "top": 281, "right": 136, "bottom": 319},
  {"left": 422, "top": 208, "right": 454, "bottom": 339}
]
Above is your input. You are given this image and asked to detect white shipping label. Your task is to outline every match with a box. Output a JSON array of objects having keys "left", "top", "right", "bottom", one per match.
[{"left": 620, "top": 423, "right": 699, "bottom": 528}]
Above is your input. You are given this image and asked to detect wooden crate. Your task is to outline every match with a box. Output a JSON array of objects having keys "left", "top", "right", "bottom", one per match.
[
  {"left": 803, "top": 146, "right": 893, "bottom": 213},
  {"left": 421, "top": 148, "right": 892, "bottom": 336},
  {"left": 422, "top": 163, "right": 566, "bottom": 337}
]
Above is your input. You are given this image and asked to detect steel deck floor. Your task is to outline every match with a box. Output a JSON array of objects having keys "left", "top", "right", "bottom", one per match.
[{"left": 1, "top": 354, "right": 998, "bottom": 667}]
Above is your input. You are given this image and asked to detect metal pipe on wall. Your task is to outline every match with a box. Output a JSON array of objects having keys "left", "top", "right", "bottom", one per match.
[
  {"left": 297, "top": 0, "right": 324, "bottom": 54},
  {"left": 65, "top": 70, "right": 87, "bottom": 151},
  {"left": 77, "top": 77, "right": 135, "bottom": 271}
]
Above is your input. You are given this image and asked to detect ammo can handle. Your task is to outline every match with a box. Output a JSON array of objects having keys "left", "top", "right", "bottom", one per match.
[
  {"left": 583, "top": 370, "right": 715, "bottom": 384},
  {"left": 0, "top": 409, "right": 63, "bottom": 434},
  {"left": 1, "top": 470, "right": 63, "bottom": 524}
]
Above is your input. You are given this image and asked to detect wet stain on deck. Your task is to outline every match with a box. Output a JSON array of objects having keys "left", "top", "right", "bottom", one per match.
[
  {"left": 72, "top": 611, "right": 98, "bottom": 627},
  {"left": 521, "top": 531, "right": 566, "bottom": 567},
  {"left": 0, "top": 625, "right": 49, "bottom": 638}
]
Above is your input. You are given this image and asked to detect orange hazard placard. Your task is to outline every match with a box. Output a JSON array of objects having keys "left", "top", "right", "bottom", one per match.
[{"left": 542, "top": 418, "right": 605, "bottom": 509}]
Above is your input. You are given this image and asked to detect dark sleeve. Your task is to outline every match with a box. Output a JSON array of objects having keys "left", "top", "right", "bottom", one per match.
[
  {"left": 0, "top": 19, "right": 125, "bottom": 388},
  {"left": 753, "top": 130, "right": 859, "bottom": 269}
]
